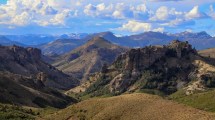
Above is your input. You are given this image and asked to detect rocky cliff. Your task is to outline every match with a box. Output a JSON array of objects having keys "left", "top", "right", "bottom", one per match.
[
  {"left": 84, "top": 40, "right": 215, "bottom": 96},
  {"left": 0, "top": 45, "right": 78, "bottom": 90}
]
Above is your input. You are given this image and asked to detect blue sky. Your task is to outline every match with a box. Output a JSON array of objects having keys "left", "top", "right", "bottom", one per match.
[
  {"left": 0, "top": 0, "right": 215, "bottom": 36},
  {"left": 0, "top": 0, "right": 6, "bottom": 4}
]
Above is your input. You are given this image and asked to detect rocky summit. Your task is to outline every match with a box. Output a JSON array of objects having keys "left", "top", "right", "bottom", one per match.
[{"left": 84, "top": 40, "right": 215, "bottom": 96}]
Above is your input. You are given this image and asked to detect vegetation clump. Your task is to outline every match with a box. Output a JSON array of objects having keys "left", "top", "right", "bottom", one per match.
[{"left": 0, "top": 104, "right": 36, "bottom": 120}]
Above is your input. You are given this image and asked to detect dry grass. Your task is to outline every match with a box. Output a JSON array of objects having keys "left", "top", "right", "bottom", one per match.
[
  {"left": 199, "top": 48, "right": 215, "bottom": 59},
  {"left": 41, "top": 93, "right": 215, "bottom": 120},
  {"left": 194, "top": 60, "right": 215, "bottom": 75}
]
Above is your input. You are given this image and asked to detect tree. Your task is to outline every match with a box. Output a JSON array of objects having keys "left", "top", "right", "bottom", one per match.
[{"left": 101, "top": 63, "right": 108, "bottom": 73}]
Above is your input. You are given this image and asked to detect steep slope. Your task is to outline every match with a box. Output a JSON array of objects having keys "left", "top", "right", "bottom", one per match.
[
  {"left": 42, "top": 93, "right": 215, "bottom": 120},
  {"left": 53, "top": 37, "right": 128, "bottom": 81},
  {"left": 84, "top": 40, "right": 215, "bottom": 96},
  {"left": 0, "top": 72, "right": 76, "bottom": 108},
  {"left": 0, "top": 45, "right": 78, "bottom": 90},
  {"left": 38, "top": 39, "right": 86, "bottom": 56}
]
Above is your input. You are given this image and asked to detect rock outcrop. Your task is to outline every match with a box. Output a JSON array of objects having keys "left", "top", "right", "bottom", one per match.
[
  {"left": 84, "top": 40, "right": 214, "bottom": 96},
  {"left": 0, "top": 45, "right": 78, "bottom": 90}
]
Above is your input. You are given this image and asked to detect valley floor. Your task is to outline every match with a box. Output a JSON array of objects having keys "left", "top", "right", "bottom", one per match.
[{"left": 39, "top": 93, "right": 215, "bottom": 120}]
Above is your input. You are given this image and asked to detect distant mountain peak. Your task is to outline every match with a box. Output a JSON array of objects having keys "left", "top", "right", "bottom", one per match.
[
  {"left": 196, "top": 31, "right": 211, "bottom": 37},
  {"left": 53, "top": 36, "right": 127, "bottom": 81},
  {"left": 98, "top": 31, "right": 114, "bottom": 35},
  {"left": 95, "top": 32, "right": 116, "bottom": 39},
  {"left": 85, "top": 36, "right": 113, "bottom": 48},
  {"left": 89, "top": 36, "right": 110, "bottom": 43}
]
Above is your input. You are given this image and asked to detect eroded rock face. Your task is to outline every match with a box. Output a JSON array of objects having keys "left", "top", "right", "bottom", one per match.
[
  {"left": 36, "top": 72, "right": 47, "bottom": 82},
  {"left": 85, "top": 40, "right": 203, "bottom": 96},
  {"left": 114, "top": 46, "right": 167, "bottom": 71},
  {"left": 26, "top": 47, "right": 42, "bottom": 60},
  {"left": 0, "top": 45, "right": 78, "bottom": 90}
]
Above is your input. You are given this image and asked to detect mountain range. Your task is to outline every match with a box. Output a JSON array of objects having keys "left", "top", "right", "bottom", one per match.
[
  {"left": 98, "top": 31, "right": 215, "bottom": 50},
  {"left": 1, "top": 31, "right": 215, "bottom": 119},
  {"left": 1, "top": 33, "right": 88, "bottom": 46},
  {"left": 0, "top": 35, "right": 24, "bottom": 46},
  {"left": 1, "top": 31, "right": 215, "bottom": 56},
  {"left": 37, "top": 31, "right": 215, "bottom": 56}
]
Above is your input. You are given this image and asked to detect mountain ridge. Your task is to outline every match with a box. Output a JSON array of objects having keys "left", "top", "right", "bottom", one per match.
[
  {"left": 82, "top": 40, "right": 215, "bottom": 97},
  {"left": 0, "top": 45, "right": 79, "bottom": 90},
  {"left": 34, "top": 31, "right": 214, "bottom": 56},
  {"left": 53, "top": 37, "right": 128, "bottom": 82}
]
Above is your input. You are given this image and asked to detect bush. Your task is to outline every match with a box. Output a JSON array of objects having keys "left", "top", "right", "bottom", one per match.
[
  {"left": 201, "top": 73, "right": 215, "bottom": 88},
  {"left": 165, "top": 49, "right": 177, "bottom": 57},
  {"left": 138, "top": 70, "right": 178, "bottom": 95},
  {"left": 85, "top": 74, "right": 112, "bottom": 96},
  {"left": 0, "top": 104, "right": 35, "bottom": 120}
]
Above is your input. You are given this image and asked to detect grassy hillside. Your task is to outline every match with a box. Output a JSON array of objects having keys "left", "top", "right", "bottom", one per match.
[
  {"left": 170, "top": 89, "right": 215, "bottom": 112},
  {"left": 0, "top": 103, "right": 60, "bottom": 120},
  {"left": 42, "top": 93, "right": 215, "bottom": 120},
  {"left": 0, "top": 103, "right": 36, "bottom": 120}
]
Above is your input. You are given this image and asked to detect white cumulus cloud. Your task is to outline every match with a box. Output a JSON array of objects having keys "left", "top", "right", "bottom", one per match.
[
  {"left": 83, "top": 3, "right": 149, "bottom": 20},
  {"left": 185, "top": 6, "right": 207, "bottom": 20},
  {"left": 0, "top": 0, "right": 75, "bottom": 26},
  {"left": 150, "top": 6, "right": 182, "bottom": 21},
  {"left": 155, "top": 6, "right": 169, "bottom": 20},
  {"left": 209, "top": 4, "right": 215, "bottom": 19},
  {"left": 119, "top": 20, "right": 165, "bottom": 33},
  {"left": 119, "top": 20, "right": 152, "bottom": 32}
]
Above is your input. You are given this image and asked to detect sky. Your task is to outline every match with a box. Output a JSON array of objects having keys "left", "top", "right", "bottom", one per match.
[{"left": 0, "top": 0, "right": 215, "bottom": 36}]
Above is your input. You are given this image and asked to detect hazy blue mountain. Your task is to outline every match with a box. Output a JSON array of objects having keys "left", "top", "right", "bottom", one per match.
[
  {"left": 5, "top": 33, "right": 89, "bottom": 45},
  {"left": 4, "top": 31, "right": 214, "bottom": 56},
  {"left": 93, "top": 31, "right": 215, "bottom": 50},
  {"left": 0, "top": 35, "right": 24, "bottom": 46},
  {"left": 172, "top": 31, "right": 214, "bottom": 49},
  {"left": 5, "top": 34, "right": 56, "bottom": 45},
  {"left": 38, "top": 38, "right": 87, "bottom": 56}
]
